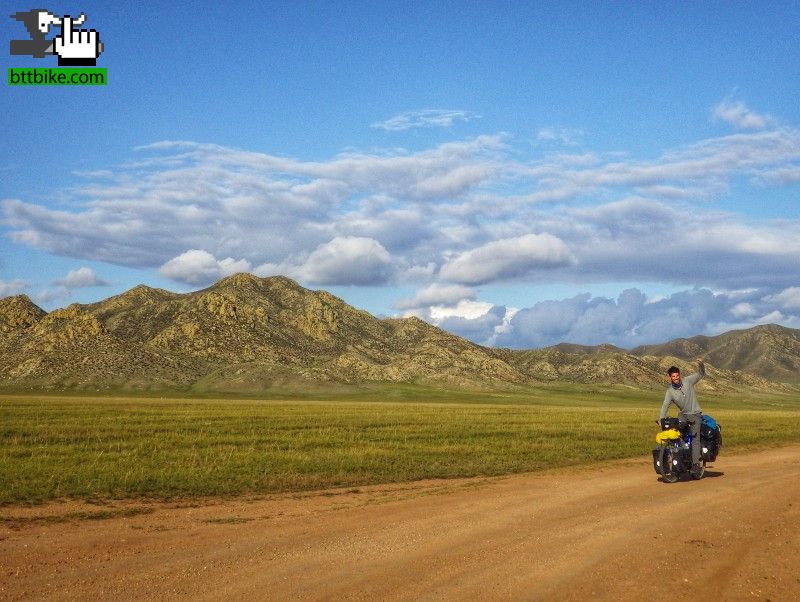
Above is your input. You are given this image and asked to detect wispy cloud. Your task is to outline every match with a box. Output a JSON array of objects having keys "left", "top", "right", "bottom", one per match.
[
  {"left": 371, "top": 109, "right": 478, "bottom": 131},
  {"left": 0, "top": 279, "right": 29, "bottom": 298},
  {"left": 536, "top": 127, "right": 585, "bottom": 146},
  {"left": 34, "top": 288, "right": 72, "bottom": 305},
  {"left": 713, "top": 99, "right": 775, "bottom": 130}
]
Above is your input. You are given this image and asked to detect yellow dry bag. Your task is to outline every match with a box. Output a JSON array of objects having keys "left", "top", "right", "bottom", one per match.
[{"left": 655, "top": 429, "right": 682, "bottom": 445}]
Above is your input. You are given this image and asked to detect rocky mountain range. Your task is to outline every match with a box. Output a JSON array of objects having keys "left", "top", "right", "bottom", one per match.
[{"left": 1, "top": 274, "right": 798, "bottom": 394}]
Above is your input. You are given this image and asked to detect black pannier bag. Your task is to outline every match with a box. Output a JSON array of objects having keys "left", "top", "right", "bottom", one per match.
[
  {"left": 654, "top": 417, "right": 681, "bottom": 474},
  {"left": 652, "top": 448, "right": 661, "bottom": 474},
  {"left": 660, "top": 417, "right": 680, "bottom": 430},
  {"left": 700, "top": 414, "right": 722, "bottom": 462}
]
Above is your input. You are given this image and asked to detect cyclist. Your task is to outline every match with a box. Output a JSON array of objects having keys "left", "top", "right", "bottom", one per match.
[{"left": 660, "top": 359, "right": 705, "bottom": 477}]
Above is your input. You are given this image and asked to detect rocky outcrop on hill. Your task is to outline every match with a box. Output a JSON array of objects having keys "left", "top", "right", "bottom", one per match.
[{"left": 0, "top": 295, "right": 46, "bottom": 333}]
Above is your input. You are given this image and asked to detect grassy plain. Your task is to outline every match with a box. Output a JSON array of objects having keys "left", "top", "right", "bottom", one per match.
[{"left": 1, "top": 385, "right": 798, "bottom": 505}]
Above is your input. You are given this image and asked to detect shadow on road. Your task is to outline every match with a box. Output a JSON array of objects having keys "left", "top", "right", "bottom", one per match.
[{"left": 656, "top": 470, "right": 725, "bottom": 484}]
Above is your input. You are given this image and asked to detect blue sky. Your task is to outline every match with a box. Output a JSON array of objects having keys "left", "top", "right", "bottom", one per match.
[{"left": 2, "top": 1, "right": 799, "bottom": 348}]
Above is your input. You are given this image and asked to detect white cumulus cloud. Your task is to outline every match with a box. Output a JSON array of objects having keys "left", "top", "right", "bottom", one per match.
[
  {"left": 53, "top": 267, "right": 108, "bottom": 289},
  {"left": 393, "top": 283, "right": 476, "bottom": 310},
  {"left": 429, "top": 299, "right": 495, "bottom": 321},
  {"left": 767, "top": 286, "right": 800, "bottom": 310},
  {"left": 299, "top": 236, "right": 392, "bottom": 286},
  {"left": 440, "top": 233, "right": 574, "bottom": 285},
  {"left": 730, "top": 302, "right": 757, "bottom": 318},
  {"left": 435, "top": 286, "right": 800, "bottom": 349},
  {"left": 159, "top": 250, "right": 252, "bottom": 285}
]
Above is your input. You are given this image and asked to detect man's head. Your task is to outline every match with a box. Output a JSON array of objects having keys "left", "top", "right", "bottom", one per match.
[{"left": 667, "top": 366, "right": 681, "bottom": 385}]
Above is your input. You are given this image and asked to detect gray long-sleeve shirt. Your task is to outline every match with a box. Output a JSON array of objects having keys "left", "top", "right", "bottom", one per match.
[{"left": 660, "top": 362, "right": 705, "bottom": 419}]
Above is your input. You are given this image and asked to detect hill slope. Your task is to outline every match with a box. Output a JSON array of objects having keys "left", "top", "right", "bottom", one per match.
[
  {"left": 1, "top": 275, "right": 797, "bottom": 393},
  {"left": 0, "top": 274, "right": 524, "bottom": 393}
]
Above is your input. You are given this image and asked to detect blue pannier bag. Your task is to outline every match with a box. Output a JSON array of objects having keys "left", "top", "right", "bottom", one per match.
[
  {"left": 701, "top": 414, "right": 720, "bottom": 440},
  {"left": 701, "top": 414, "right": 718, "bottom": 431}
]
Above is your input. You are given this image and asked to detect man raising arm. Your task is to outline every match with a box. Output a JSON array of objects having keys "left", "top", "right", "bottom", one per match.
[{"left": 660, "top": 359, "right": 706, "bottom": 475}]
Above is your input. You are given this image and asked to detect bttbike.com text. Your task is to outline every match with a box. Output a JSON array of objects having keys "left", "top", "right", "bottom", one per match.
[{"left": 8, "top": 68, "right": 107, "bottom": 86}]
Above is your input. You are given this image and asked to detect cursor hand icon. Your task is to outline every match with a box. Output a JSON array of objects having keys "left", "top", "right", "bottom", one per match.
[{"left": 53, "top": 14, "right": 103, "bottom": 66}]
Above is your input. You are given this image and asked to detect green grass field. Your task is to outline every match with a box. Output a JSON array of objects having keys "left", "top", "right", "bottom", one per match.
[{"left": 1, "top": 385, "right": 798, "bottom": 505}]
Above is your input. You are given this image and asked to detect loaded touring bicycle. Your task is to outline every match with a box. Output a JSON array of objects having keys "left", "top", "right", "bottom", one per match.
[{"left": 653, "top": 415, "right": 722, "bottom": 482}]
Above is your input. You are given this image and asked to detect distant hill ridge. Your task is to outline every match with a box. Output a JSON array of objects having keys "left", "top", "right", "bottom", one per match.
[
  {"left": 1, "top": 274, "right": 798, "bottom": 393},
  {"left": 631, "top": 324, "right": 800, "bottom": 384}
]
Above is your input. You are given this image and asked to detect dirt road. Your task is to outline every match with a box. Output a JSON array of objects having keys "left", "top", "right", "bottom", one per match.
[{"left": 2, "top": 445, "right": 799, "bottom": 600}]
